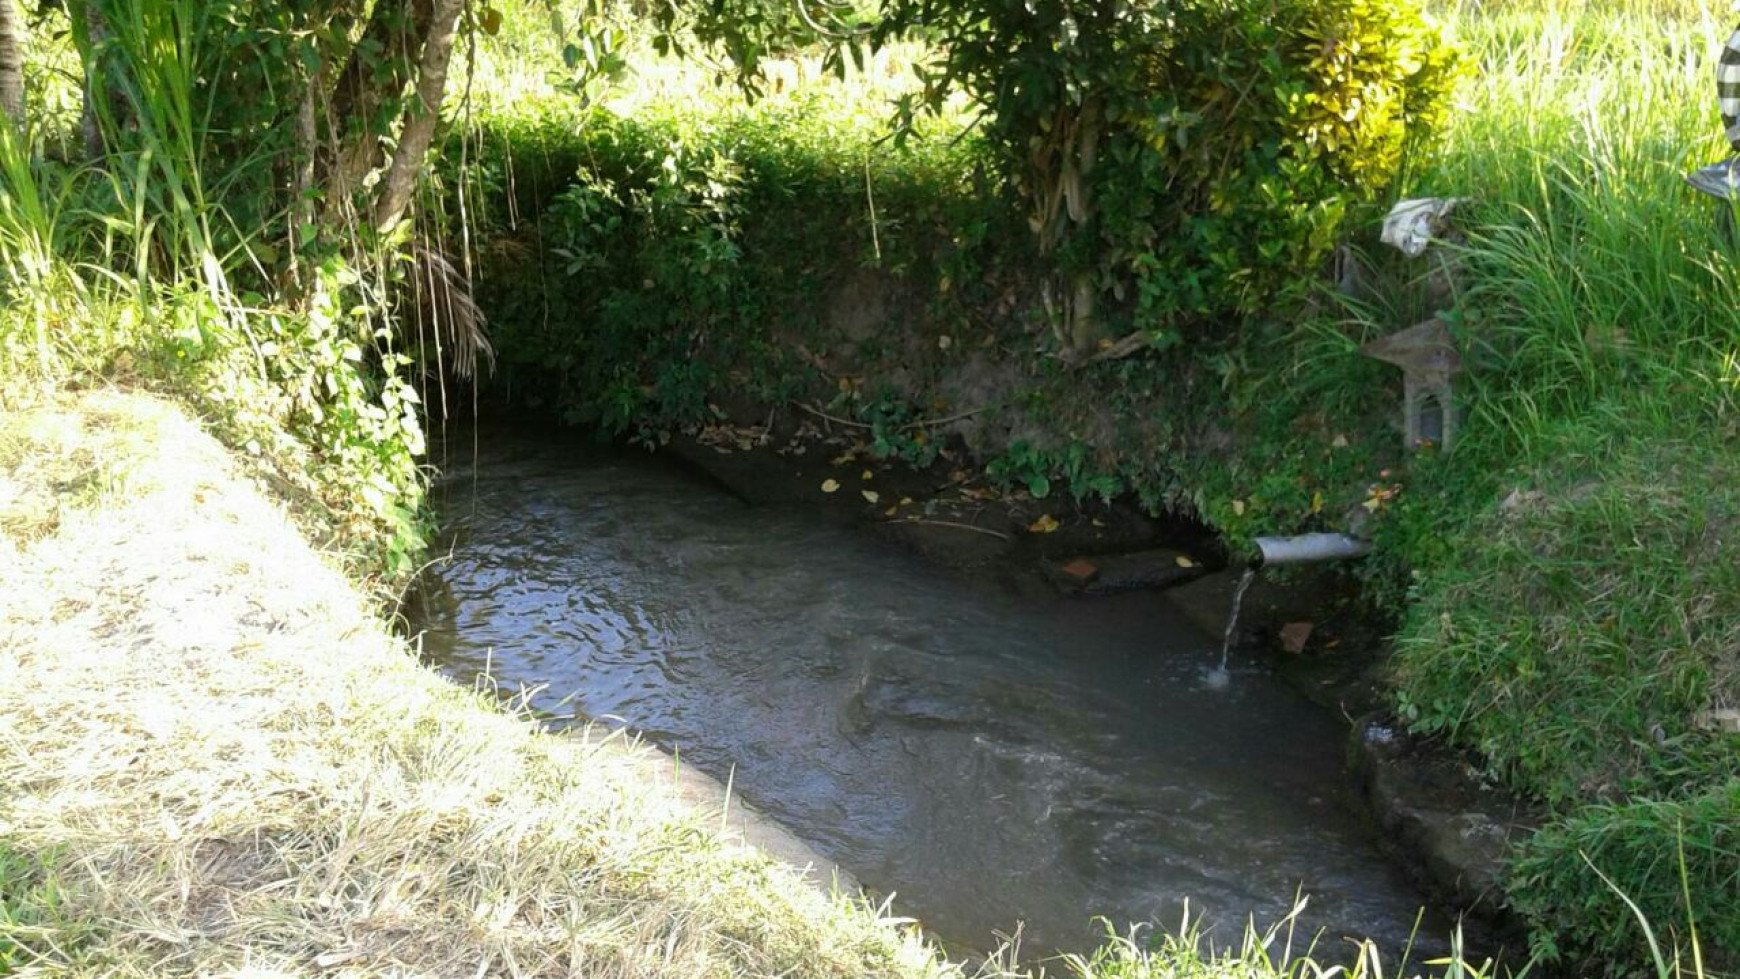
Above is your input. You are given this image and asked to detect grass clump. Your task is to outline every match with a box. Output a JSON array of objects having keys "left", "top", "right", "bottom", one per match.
[{"left": 1375, "top": 2, "right": 1740, "bottom": 967}]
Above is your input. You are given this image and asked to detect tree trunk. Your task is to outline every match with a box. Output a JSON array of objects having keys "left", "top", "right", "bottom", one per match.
[
  {"left": 329, "top": 0, "right": 435, "bottom": 202},
  {"left": 1030, "top": 98, "right": 1103, "bottom": 356},
  {"left": 0, "top": 0, "right": 25, "bottom": 129},
  {"left": 372, "top": 0, "right": 463, "bottom": 230}
]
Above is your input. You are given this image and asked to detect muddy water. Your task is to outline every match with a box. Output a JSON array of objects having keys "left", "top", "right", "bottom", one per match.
[{"left": 409, "top": 426, "right": 1457, "bottom": 958}]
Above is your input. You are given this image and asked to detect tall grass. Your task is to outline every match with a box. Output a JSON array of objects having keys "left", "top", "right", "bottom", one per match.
[
  {"left": 1420, "top": 1, "right": 1740, "bottom": 429},
  {"left": 1377, "top": 2, "right": 1740, "bottom": 969},
  {"left": 0, "top": 0, "right": 229, "bottom": 400}
]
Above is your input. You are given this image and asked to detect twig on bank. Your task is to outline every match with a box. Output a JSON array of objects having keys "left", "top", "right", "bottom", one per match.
[
  {"left": 904, "top": 406, "right": 986, "bottom": 431},
  {"left": 797, "top": 402, "right": 990, "bottom": 433},
  {"left": 796, "top": 401, "right": 873, "bottom": 430},
  {"left": 1085, "top": 331, "right": 1150, "bottom": 364},
  {"left": 886, "top": 517, "right": 1012, "bottom": 541}
]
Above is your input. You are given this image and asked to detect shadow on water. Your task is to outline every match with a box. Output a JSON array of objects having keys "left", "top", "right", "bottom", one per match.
[{"left": 406, "top": 424, "right": 1474, "bottom": 961}]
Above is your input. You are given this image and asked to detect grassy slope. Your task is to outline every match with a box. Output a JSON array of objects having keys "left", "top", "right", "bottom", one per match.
[
  {"left": 1385, "top": 3, "right": 1740, "bottom": 965},
  {"left": 0, "top": 390, "right": 949, "bottom": 979}
]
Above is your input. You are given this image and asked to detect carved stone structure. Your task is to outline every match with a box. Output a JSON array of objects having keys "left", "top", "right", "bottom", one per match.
[{"left": 1363, "top": 316, "right": 1461, "bottom": 450}]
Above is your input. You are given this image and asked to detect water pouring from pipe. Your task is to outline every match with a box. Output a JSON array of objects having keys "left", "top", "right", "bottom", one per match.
[
  {"left": 1204, "top": 533, "right": 1371, "bottom": 690},
  {"left": 1203, "top": 567, "right": 1258, "bottom": 690}
]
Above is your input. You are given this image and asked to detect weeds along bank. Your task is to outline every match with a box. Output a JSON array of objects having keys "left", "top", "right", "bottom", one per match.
[
  {"left": 0, "top": 0, "right": 449, "bottom": 586},
  {"left": 456, "top": 0, "right": 1739, "bottom": 971}
]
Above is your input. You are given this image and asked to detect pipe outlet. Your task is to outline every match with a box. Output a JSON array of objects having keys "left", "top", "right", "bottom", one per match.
[{"left": 1251, "top": 533, "right": 1371, "bottom": 568}]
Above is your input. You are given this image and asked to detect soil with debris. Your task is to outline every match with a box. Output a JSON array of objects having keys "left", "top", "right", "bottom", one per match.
[{"left": 661, "top": 405, "right": 1224, "bottom": 594}]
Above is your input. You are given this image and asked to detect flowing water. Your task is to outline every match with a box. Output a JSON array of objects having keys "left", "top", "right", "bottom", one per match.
[
  {"left": 408, "top": 425, "right": 1461, "bottom": 958},
  {"left": 1204, "top": 567, "right": 1260, "bottom": 692}
]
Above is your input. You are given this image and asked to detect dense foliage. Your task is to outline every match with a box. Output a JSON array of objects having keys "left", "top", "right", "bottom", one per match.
[
  {"left": 0, "top": 0, "right": 561, "bottom": 575},
  {"left": 669, "top": 0, "right": 1462, "bottom": 354}
]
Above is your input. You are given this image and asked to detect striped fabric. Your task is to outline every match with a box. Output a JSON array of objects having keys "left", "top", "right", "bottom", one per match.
[{"left": 1721, "top": 26, "right": 1740, "bottom": 149}]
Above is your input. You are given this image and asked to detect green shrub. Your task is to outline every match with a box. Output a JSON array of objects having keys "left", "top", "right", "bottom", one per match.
[
  {"left": 462, "top": 94, "right": 1014, "bottom": 438},
  {"left": 977, "top": 0, "right": 1465, "bottom": 348}
]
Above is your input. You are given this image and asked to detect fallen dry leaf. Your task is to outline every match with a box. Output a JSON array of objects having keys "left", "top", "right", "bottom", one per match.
[
  {"left": 821, "top": 479, "right": 841, "bottom": 493},
  {"left": 1279, "top": 621, "right": 1314, "bottom": 655},
  {"left": 862, "top": 490, "right": 881, "bottom": 504},
  {"left": 1028, "top": 514, "right": 1060, "bottom": 534}
]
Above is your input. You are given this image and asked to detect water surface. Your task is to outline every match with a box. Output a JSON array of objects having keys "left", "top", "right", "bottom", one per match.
[{"left": 410, "top": 426, "right": 1454, "bottom": 958}]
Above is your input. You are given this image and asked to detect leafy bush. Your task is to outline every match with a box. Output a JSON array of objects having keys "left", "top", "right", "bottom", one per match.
[
  {"left": 1, "top": 3, "right": 433, "bottom": 581},
  {"left": 902, "top": 0, "right": 1463, "bottom": 350},
  {"left": 667, "top": 0, "right": 1462, "bottom": 352},
  {"left": 463, "top": 93, "right": 1012, "bottom": 439}
]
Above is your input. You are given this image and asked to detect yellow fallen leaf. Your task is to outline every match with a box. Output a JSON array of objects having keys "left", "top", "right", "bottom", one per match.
[
  {"left": 885, "top": 506, "right": 898, "bottom": 517},
  {"left": 1028, "top": 514, "right": 1060, "bottom": 534},
  {"left": 899, "top": 497, "right": 914, "bottom": 506},
  {"left": 1332, "top": 434, "right": 1349, "bottom": 449},
  {"left": 821, "top": 479, "right": 841, "bottom": 493},
  {"left": 1311, "top": 491, "right": 1325, "bottom": 514},
  {"left": 1232, "top": 499, "right": 1246, "bottom": 516},
  {"left": 862, "top": 490, "right": 881, "bottom": 504},
  {"left": 861, "top": 469, "right": 874, "bottom": 480},
  {"left": 1176, "top": 555, "right": 1196, "bottom": 568}
]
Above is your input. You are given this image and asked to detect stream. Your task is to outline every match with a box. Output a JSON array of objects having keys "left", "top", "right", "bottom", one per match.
[{"left": 407, "top": 424, "right": 1463, "bottom": 960}]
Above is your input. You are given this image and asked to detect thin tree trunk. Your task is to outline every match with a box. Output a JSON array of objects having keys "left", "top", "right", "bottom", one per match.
[
  {"left": 0, "top": 0, "right": 26, "bottom": 129},
  {"left": 72, "top": 1, "right": 124, "bottom": 160},
  {"left": 372, "top": 0, "right": 462, "bottom": 230},
  {"left": 287, "top": 75, "right": 319, "bottom": 293}
]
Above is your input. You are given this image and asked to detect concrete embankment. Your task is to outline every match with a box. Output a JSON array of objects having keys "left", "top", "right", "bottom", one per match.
[{"left": 0, "top": 390, "right": 927, "bottom": 979}]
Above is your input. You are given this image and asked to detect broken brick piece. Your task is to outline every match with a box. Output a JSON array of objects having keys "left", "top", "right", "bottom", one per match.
[
  {"left": 1060, "top": 558, "right": 1100, "bottom": 583},
  {"left": 1279, "top": 621, "right": 1315, "bottom": 655}
]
